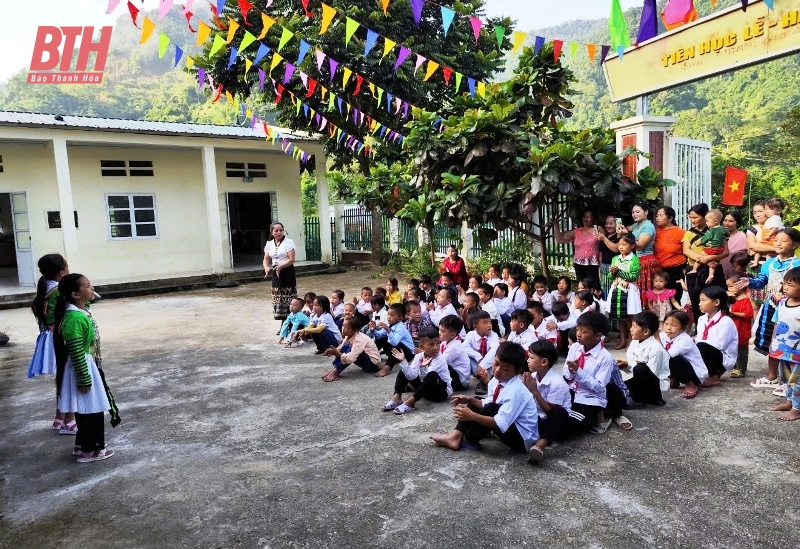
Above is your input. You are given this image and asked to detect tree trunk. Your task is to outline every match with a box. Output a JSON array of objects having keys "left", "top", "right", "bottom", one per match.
[
  {"left": 424, "top": 217, "right": 437, "bottom": 268},
  {"left": 370, "top": 209, "right": 383, "bottom": 266},
  {"left": 535, "top": 233, "right": 551, "bottom": 280}
]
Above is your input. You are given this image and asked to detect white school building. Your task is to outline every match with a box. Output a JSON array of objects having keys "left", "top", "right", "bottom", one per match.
[{"left": 0, "top": 112, "right": 332, "bottom": 294}]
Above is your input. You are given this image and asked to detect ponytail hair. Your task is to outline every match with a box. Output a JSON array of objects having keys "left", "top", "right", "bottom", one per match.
[
  {"left": 699, "top": 285, "right": 730, "bottom": 314},
  {"left": 30, "top": 253, "right": 67, "bottom": 324},
  {"left": 54, "top": 273, "right": 84, "bottom": 394}
]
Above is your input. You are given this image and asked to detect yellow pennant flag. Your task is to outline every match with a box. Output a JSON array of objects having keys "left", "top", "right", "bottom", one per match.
[
  {"left": 477, "top": 81, "right": 486, "bottom": 98},
  {"left": 210, "top": 34, "right": 226, "bottom": 57},
  {"left": 258, "top": 13, "right": 276, "bottom": 40},
  {"left": 140, "top": 17, "right": 155, "bottom": 44},
  {"left": 245, "top": 58, "right": 253, "bottom": 74},
  {"left": 270, "top": 53, "right": 283, "bottom": 73},
  {"left": 320, "top": 3, "right": 336, "bottom": 34},
  {"left": 278, "top": 27, "right": 293, "bottom": 51},
  {"left": 369, "top": 83, "right": 375, "bottom": 97},
  {"left": 381, "top": 38, "right": 396, "bottom": 60},
  {"left": 342, "top": 67, "right": 352, "bottom": 86},
  {"left": 225, "top": 91, "right": 234, "bottom": 104},
  {"left": 196, "top": 21, "right": 211, "bottom": 46},
  {"left": 226, "top": 17, "right": 240, "bottom": 44},
  {"left": 423, "top": 60, "right": 439, "bottom": 81},
  {"left": 246, "top": 108, "right": 252, "bottom": 119},
  {"left": 380, "top": 0, "right": 390, "bottom": 14},
  {"left": 320, "top": 86, "right": 328, "bottom": 99},
  {"left": 511, "top": 31, "right": 526, "bottom": 54},
  {"left": 185, "top": 56, "right": 195, "bottom": 69}
]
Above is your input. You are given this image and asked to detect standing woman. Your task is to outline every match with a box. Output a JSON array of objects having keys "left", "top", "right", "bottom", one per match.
[
  {"left": 653, "top": 206, "right": 687, "bottom": 302},
  {"left": 595, "top": 215, "right": 620, "bottom": 297},
  {"left": 617, "top": 203, "right": 658, "bottom": 305},
  {"left": 263, "top": 221, "right": 296, "bottom": 321},
  {"left": 439, "top": 245, "right": 469, "bottom": 291},
  {"left": 682, "top": 203, "right": 729, "bottom": 322},
  {"left": 746, "top": 201, "right": 771, "bottom": 305},
  {"left": 721, "top": 210, "right": 748, "bottom": 278},
  {"left": 553, "top": 209, "right": 601, "bottom": 284}
]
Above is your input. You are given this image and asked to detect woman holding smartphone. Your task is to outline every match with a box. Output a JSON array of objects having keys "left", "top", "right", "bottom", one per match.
[
  {"left": 553, "top": 209, "right": 601, "bottom": 285},
  {"left": 595, "top": 215, "right": 620, "bottom": 297}
]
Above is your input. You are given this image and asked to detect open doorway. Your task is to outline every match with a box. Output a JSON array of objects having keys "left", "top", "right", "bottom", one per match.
[
  {"left": 0, "top": 191, "right": 35, "bottom": 293},
  {"left": 226, "top": 192, "right": 274, "bottom": 270}
]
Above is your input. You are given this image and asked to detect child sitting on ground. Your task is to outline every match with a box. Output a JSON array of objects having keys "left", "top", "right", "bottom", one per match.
[
  {"left": 299, "top": 295, "right": 342, "bottom": 354},
  {"left": 506, "top": 308, "right": 536, "bottom": 350},
  {"left": 430, "top": 342, "right": 539, "bottom": 457},
  {"left": 428, "top": 287, "right": 460, "bottom": 328},
  {"left": 385, "top": 277, "right": 403, "bottom": 305},
  {"left": 383, "top": 327, "right": 452, "bottom": 415},
  {"left": 531, "top": 275, "right": 554, "bottom": 314},
  {"left": 439, "top": 272, "right": 458, "bottom": 296},
  {"left": 660, "top": 310, "right": 708, "bottom": 399},
  {"left": 321, "top": 318, "right": 382, "bottom": 382},
  {"left": 644, "top": 271, "right": 680, "bottom": 330},
  {"left": 354, "top": 286, "right": 374, "bottom": 316},
  {"left": 405, "top": 300, "right": 432, "bottom": 349},
  {"left": 545, "top": 302, "right": 572, "bottom": 356},
  {"left": 687, "top": 209, "right": 729, "bottom": 284},
  {"left": 463, "top": 310, "right": 500, "bottom": 396},
  {"left": 615, "top": 311, "right": 670, "bottom": 407},
  {"left": 508, "top": 272, "right": 528, "bottom": 312},
  {"left": 494, "top": 283, "right": 513, "bottom": 335},
  {"left": 302, "top": 292, "right": 316, "bottom": 316},
  {"left": 476, "top": 283, "right": 501, "bottom": 336},
  {"left": 460, "top": 292, "right": 480, "bottom": 332},
  {"left": 419, "top": 275, "right": 435, "bottom": 303},
  {"left": 279, "top": 297, "right": 310, "bottom": 347},
  {"left": 727, "top": 274, "right": 754, "bottom": 379},
  {"left": 439, "top": 315, "right": 472, "bottom": 391},
  {"left": 550, "top": 276, "right": 575, "bottom": 306},
  {"left": 563, "top": 311, "right": 616, "bottom": 435},
  {"left": 528, "top": 301, "right": 558, "bottom": 344},
  {"left": 373, "top": 303, "right": 415, "bottom": 377},
  {"left": 523, "top": 340, "right": 572, "bottom": 464},
  {"left": 485, "top": 264, "right": 502, "bottom": 287},
  {"left": 331, "top": 290, "right": 345, "bottom": 329}
]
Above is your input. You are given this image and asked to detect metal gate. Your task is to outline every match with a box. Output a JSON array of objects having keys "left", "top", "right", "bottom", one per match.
[{"left": 664, "top": 136, "right": 712, "bottom": 230}]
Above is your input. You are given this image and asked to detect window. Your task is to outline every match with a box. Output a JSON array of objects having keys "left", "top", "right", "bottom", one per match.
[
  {"left": 225, "top": 161, "right": 267, "bottom": 178},
  {"left": 100, "top": 160, "right": 154, "bottom": 177},
  {"left": 0, "top": 154, "right": 4, "bottom": 173},
  {"left": 47, "top": 210, "right": 79, "bottom": 229},
  {"left": 106, "top": 194, "right": 158, "bottom": 239}
]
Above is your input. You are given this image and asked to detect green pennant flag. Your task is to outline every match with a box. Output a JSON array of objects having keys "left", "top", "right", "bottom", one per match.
[
  {"left": 376, "top": 87, "right": 384, "bottom": 106},
  {"left": 609, "top": 0, "right": 631, "bottom": 49},
  {"left": 278, "top": 27, "right": 294, "bottom": 52},
  {"left": 571, "top": 42, "right": 579, "bottom": 58},
  {"left": 239, "top": 31, "right": 258, "bottom": 53},
  {"left": 493, "top": 25, "right": 505, "bottom": 49},
  {"left": 158, "top": 32, "right": 170, "bottom": 59},
  {"left": 336, "top": 128, "right": 342, "bottom": 141},
  {"left": 328, "top": 93, "right": 335, "bottom": 110},
  {"left": 295, "top": 99, "right": 302, "bottom": 115},
  {"left": 373, "top": 122, "right": 382, "bottom": 134},
  {"left": 345, "top": 17, "right": 359, "bottom": 45},
  {"left": 454, "top": 72, "right": 463, "bottom": 92},
  {"left": 210, "top": 34, "right": 226, "bottom": 57}
]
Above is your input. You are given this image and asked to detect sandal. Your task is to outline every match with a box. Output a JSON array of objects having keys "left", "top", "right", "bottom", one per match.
[
  {"left": 591, "top": 418, "right": 612, "bottom": 434},
  {"left": 59, "top": 420, "right": 78, "bottom": 435},
  {"left": 77, "top": 449, "right": 114, "bottom": 463},
  {"left": 750, "top": 376, "right": 779, "bottom": 388},
  {"left": 72, "top": 445, "right": 82, "bottom": 456},
  {"left": 528, "top": 446, "right": 544, "bottom": 464},
  {"left": 614, "top": 416, "right": 633, "bottom": 431},
  {"left": 729, "top": 369, "right": 746, "bottom": 379},
  {"left": 393, "top": 403, "right": 417, "bottom": 415},
  {"left": 382, "top": 400, "right": 400, "bottom": 412},
  {"left": 52, "top": 419, "right": 64, "bottom": 430}
]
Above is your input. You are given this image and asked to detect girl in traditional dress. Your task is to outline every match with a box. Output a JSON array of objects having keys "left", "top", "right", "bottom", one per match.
[
  {"left": 28, "top": 253, "right": 76, "bottom": 433},
  {"left": 617, "top": 202, "right": 658, "bottom": 307},
  {"left": 263, "top": 221, "right": 296, "bottom": 321},
  {"left": 609, "top": 234, "right": 642, "bottom": 350}
]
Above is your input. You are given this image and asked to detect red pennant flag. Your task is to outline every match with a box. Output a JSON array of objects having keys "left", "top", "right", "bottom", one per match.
[
  {"left": 354, "top": 74, "right": 364, "bottom": 95},
  {"left": 306, "top": 78, "right": 317, "bottom": 98},
  {"left": 127, "top": 0, "right": 141, "bottom": 28},
  {"left": 275, "top": 84, "right": 285, "bottom": 103},
  {"left": 184, "top": 11, "right": 196, "bottom": 32},
  {"left": 209, "top": 4, "right": 228, "bottom": 29},
  {"left": 212, "top": 84, "right": 223, "bottom": 103},
  {"left": 553, "top": 39, "right": 564, "bottom": 61},
  {"left": 442, "top": 66, "right": 452, "bottom": 84},
  {"left": 722, "top": 167, "right": 747, "bottom": 206},
  {"left": 300, "top": 0, "right": 313, "bottom": 17},
  {"left": 239, "top": 0, "right": 253, "bottom": 24}
]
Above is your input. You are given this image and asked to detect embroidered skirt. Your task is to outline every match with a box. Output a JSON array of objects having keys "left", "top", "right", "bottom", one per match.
[
  {"left": 58, "top": 354, "right": 110, "bottom": 415},
  {"left": 636, "top": 254, "right": 658, "bottom": 306},
  {"left": 599, "top": 263, "right": 613, "bottom": 298},
  {"left": 272, "top": 265, "right": 297, "bottom": 320},
  {"left": 609, "top": 282, "right": 642, "bottom": 319},
  {"left": 753, "top": 299, "right": 778, "bottom": 355}
]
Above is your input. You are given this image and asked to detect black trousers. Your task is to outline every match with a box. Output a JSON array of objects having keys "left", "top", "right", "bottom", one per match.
[
  {"left": 625, "top": 363, "right": 664, "bottom": 405},
  {"left": 604, "top": 382, "right": 627, "bottom": 419},
  {"left": 448, "top": 366, "right": 469, "bottom": 391},
  {"left": 697, "top": 342, "right": 727, "bottom": 378},
  {"left": 378, "top": 340, "right": 414, "bottom": 368},
  {"left": 394, "top": 371, "right": 449, "bottom": 402},
  {"left": 669, "top": 356, "right": 702, "bottom": 386},
  {"left": 456, "top": 403, "right": 527, "bottom": 452},
  {"left": 662, "top": 263, "right": 687, "bottom": 304},
  {"left": 574, "top": 264, "right": 600, "bottom": 285},
  {"left": 687, "top": 266, "right": 726, "bottom": 323},
  {"left": 564, "top": 401, "right": 603, "bottom": 436},
  {"left": 537, "top": 406, "right": 569, "bottom": 443},
  {"left": 75, "top": 412, "right": 104, "bottom": 453}
]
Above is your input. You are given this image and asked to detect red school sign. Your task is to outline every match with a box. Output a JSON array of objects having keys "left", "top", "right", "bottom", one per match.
[{"left": 27, "top": 26, "right": 112, "bottom": 85}]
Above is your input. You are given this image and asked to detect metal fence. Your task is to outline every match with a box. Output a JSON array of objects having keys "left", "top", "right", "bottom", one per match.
[{"left": 304, "top": 216, "right": 322, "bottom": 261}]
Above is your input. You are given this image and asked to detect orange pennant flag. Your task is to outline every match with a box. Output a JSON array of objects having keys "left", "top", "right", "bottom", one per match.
[
  {"left": 320, "top": 3, "right": 336, "bottom": 34},
  {"left": 423, "top": 60, "right": 439, "bottom": 81},
  {"left": 140, "top": 17, "right": 156, "bottom": 44},
  {"left": 226, "top": 17, "right": 240, "bottom": 44},
  {"left": 587, "top": 43, "right": 597, "bottom": 61},
  {"left": 196, "top": 21, "right": 211, "bottom": 46},
  {"left": 380, "top": 0, "right": 390, "bottom": 14},
  {"left": 258, "top": 13, "right": 276, "bottom": 40}
]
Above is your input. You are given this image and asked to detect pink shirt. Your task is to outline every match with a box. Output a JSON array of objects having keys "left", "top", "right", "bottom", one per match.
[{"left": 573, "top": 228, "right": 600, "bottom": 265}]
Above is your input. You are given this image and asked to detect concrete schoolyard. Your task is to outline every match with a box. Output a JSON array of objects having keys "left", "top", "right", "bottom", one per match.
[{"left": 0, "top": 270, "right": 797, "bottom": 548}]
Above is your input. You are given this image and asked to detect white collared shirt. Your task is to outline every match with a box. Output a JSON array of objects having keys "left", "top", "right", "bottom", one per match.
[
  {"left": 531, "top": 291, "right": 555, "bottom": 313},
  {"left": 532, "top": 319, "right": 558, "bottom": 344},
  {"left": 480, "top": 299, "right": 499, "bottom": 320},
  {"left": 625, "top": 336, "right": 671, "bottom": 391},
  {"left": 696, "top": 311, "right": 738, "bottom": 370},
  {"left": 462, "top": 330, "right": 500, "bottom": 369},
  {"left": 494, "top": 296, "right": 513, "bottom": 316},
  {"left": 355, "top": 299, "right": 373, "bottom": 315},
  {"left": 509, "top": 286, "right": 527, "bottom": 311},
  {"left": 562, "top": 341, "right": 615, "bottom": 407},
  {"left": 481, "top": 375, "right": 539, "bottom": 449},
  {"left": 429, "top": 303, "right": 458, "bottom": 327},
  {"left": 659, "top": 331, "right": 708, "bottom": 382},
  {"left": 264, "top": 237, "right": 296, "bottom": 267},
  {"left": 440, "top": 338, "right": 471, "bottom": 386},
  {"left": 536, "top": 367, "right": 572, "bottom": 418},
  {"left": 400, "top": 352, "right": 452, "bottom": 397},
  {"left": 507, "top": 325, "right": 537, "bottom": 350}
]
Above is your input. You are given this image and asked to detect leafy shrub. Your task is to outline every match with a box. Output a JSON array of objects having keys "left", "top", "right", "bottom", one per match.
[{"left": 386, "top": 247, "right": 440, "bottom": 279}]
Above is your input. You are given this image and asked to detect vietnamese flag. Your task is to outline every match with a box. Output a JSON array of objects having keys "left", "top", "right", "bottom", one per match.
[{"left": 722, "top": 167, "right": 747, "bottom": 206}]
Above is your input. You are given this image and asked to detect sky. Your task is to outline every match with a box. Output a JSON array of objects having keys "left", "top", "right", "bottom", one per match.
[{"left": 0, "top": 0, "right": 642, "bottom": 82}]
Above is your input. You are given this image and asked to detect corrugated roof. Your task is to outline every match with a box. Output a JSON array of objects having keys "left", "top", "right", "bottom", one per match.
[{"left": 0, "top": 111, "right": 317, "bottom": 143}]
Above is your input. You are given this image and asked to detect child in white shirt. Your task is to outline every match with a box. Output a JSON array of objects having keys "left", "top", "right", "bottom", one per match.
[
  {"left": 616, "top": 311, "right": 669, "bottom": 406},
  {"left": 528, "top": 302, "right": 557, "bottom": 344},
  {"left": 506, "top": 309, "right": 536, "bottom": 350},
  {"left": 695, "top": 286, "right": 738, "bottom": 387},
  {"left": 383, "top": 327, "right": 452, "bottom": 415},
  {"left": 353, "top": 286, "right": 374, "bottom": 316},
  {"left": 484, "top": 264, "right": 502, "bottom": 287},
  {"left": 493, "top": 283, "right": 513, "bottom": 335},
  {"left": 462, "top": 310, "right": 501, "bottom": 395},
  {"left": 508, "top": 272, "right": 528, "bottom": 312},
  {"left": 430, "top": 342, "right": 539, "bottom": 455},
  {"left": 477, "top": 283, "right": 502, "bottom": 337},
  {"left": 427, "top": 287, "right": 459, "bottom": 327},
  {"left": 331, "top": 289, "right": 345, "bottom": 328},
  {"left": 531, "top": 275, "right": 555, "bottom": 314},
  {"left": 439, "top": 314, "right": 472, "bottom": 391},
  {"left": 300, "top": 296, "right": 343, "bottom": 354},
  {"left": 661, "top": 309, "right": 708, "bottom": 399},
  {"left": 550, "top": 276, "right": 575, "bottom": 307}
]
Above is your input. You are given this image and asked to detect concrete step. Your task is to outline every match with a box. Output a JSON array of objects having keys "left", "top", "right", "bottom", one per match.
[{"left": 0, "top": 262, "right": 343, "bottom": 310}]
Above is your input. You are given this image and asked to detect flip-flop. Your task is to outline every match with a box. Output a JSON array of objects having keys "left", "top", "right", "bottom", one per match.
[
  {"left": 59, "top": 420, "right": 78, "bottom": 435},
  {"left": 77, "top": 449, "right": 114, "bottom": 463},
  {"left": 591, "top": 418, "right": 612, "bottom": 434},
  {"left": 528, "top": 446, "right": 544, "bottom": 464},
  {"left": 52, "top": 419, "right": 64, "bottom": 431},
  {"left": 614, "top": 416, "right": 633, "bottom": 431}
]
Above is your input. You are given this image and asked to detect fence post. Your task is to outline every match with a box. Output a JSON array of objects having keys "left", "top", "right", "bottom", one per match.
[
  {"left": 332, "top": 200, "right": 345, "bottom": 263},
  {"left": 389, "top": 218, "right": 400, "bottom": 253},
  {"left": 461, "top": 221, "right": 472, "bottom": 259}
]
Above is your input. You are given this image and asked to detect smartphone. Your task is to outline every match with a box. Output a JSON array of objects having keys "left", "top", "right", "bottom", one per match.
[{"left": 615, "top": 217, "right": 623, "bottom": 230}]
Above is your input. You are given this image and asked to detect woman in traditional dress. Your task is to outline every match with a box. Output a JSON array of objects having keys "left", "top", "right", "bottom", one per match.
[
  {"left": 617, "top": 202, "right": 658, "bottom": 306},
  {"left": 263, "top": 221, "right": 296, "bottom": 321}
]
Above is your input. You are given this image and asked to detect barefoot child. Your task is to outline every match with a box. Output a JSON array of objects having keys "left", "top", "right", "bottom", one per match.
[
  {"left": 660, "top": 310, "right": 708, "bottom": 399},
  {"left": 300, "top": 296, "right": 342, "bottom": 355},
  {"left": 430, "top": 342, "right": 539, "bottom": 455},
  {"left": 563, "top": 311, "right": 616, "bottom": 435},
  {"left": 695, "top": 286, "right": 738, "bottom": 387},
  {"left": 616, "top": 311, "right": 670, "bottom": 407},
  {"left": 644, "top": 271, "right": 680, "bottom": 330},
  {"left": 383, "top": 327, "right": 451, "bottom": 415},
  {"left": 462, "top": 310, "right": 500, "bottom": 396},
  {"left": 768, "top": 266, "right": 800, "bottom": 421},
  {"left": 523, "top": 340, "right": 571, "bottom": 464},
  {"left": 439, "top": 315, "right": 472, "bottom": 391},
  {"left": 727, "top": 275, "right": 754, "bottom": 379},
  {"left": 321, "top": 318, "right": 381, "bottom": 382},
  {"left": 609, "top": 234, "right": 642, "bottom": 350},
  {"left": 279, "top": 297, "right": 310, "bottom": 346},
  {"left": 373, "top": 303, "right": 415, "bottom": 377},
  {"left": 687, "top": 209, "right": 728, "bottom": 284}
]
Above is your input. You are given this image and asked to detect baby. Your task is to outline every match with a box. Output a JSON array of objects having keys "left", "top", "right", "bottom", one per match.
[{"left": 687, "top": 209, "right": 728, "bottom": 284}]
